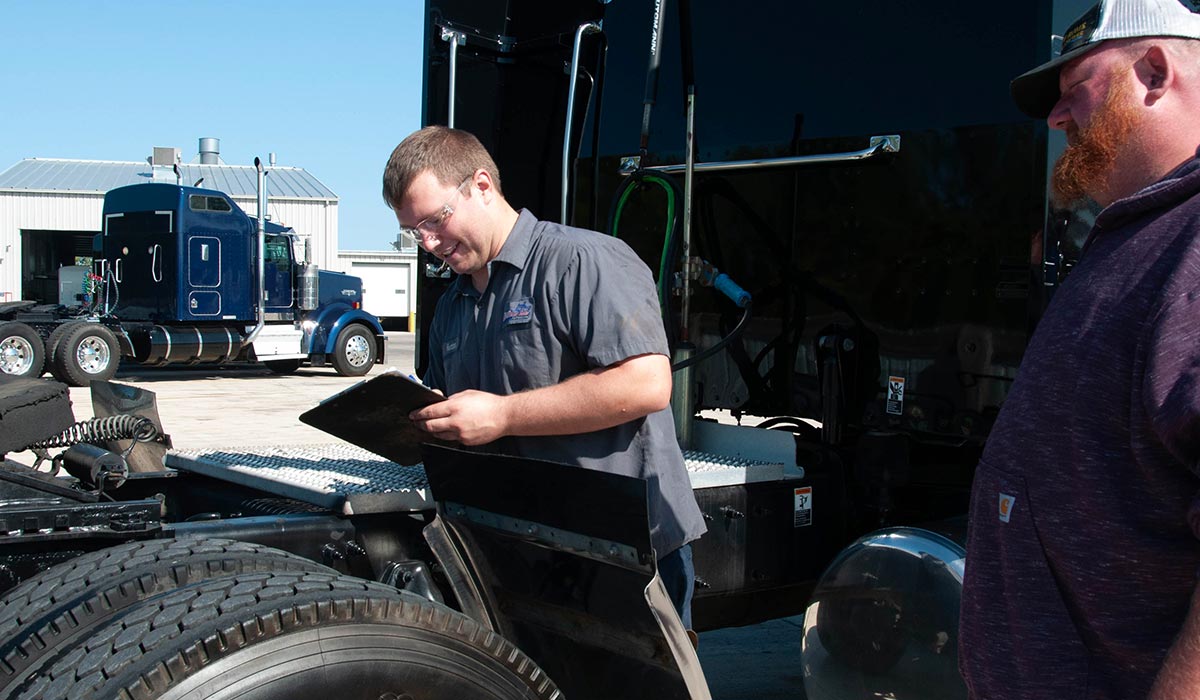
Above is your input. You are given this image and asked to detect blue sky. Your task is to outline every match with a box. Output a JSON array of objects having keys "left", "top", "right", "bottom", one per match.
[{"left": 0, "top": 1, "right": 425, "bottom": 251}]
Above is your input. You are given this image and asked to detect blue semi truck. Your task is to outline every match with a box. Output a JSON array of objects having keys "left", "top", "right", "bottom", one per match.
[{"left": 0, "top": 177, "right": 386, "bottom": 385}]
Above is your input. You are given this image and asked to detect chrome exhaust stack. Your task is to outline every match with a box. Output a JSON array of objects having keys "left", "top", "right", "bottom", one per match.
[{"left": 245, "top": 156, "right": 268, "bottom": 345}]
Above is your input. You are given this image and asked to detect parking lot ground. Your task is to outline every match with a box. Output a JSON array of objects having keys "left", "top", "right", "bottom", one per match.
[
  {"left": 699, "top": 615, "right": 808, "bottom": 698},
  {"left": 13, "top": 331, "right": 809, "bottom": 699}
]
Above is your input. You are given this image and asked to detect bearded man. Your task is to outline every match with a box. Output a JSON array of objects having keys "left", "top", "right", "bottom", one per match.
[{"left": 958, "top": 1, "right": 1200, "bottom": 699}]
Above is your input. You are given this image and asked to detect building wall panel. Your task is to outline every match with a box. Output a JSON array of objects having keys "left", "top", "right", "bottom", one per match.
[{"left": 0, "top": 192, "right": 103, "bottom": 300}]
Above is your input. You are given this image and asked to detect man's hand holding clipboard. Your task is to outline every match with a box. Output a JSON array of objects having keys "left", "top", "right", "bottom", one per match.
[{"left": 300, "top": 369, "right": 454, "bottom": 465}]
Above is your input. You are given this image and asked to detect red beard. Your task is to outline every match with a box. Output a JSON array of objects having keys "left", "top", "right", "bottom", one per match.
[{"left": 1051, "top": 73, "right": 1138, "bottom": 207}]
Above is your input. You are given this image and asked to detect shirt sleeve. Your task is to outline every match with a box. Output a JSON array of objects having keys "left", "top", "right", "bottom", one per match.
[
  {"left": 1143, "top": 287, "right": 1200, "bottom": 471},
  {"left": 554, "top": 237, "right": 671, "bottom": 369},
  {"left": 1143, "top": 284, "right": 1200, "bottom": 538}
]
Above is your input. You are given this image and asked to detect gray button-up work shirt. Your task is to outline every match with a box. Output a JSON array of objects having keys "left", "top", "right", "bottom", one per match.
[{"left": 425, "top": 210, "right": 707, "bottom": 557}]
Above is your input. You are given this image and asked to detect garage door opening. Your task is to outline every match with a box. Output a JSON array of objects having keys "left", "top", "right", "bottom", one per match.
[{"left": 21, "top": 229, "right": 98, "bottom": 303}]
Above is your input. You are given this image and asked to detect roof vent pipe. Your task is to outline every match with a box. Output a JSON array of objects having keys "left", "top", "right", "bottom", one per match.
[{"left": 199, "top": 137, "right": 220, "bottom": 165}]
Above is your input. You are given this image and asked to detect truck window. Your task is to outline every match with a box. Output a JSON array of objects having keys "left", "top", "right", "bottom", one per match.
[
  {"left": 264, "top": 236, "right": 292, "bottom": 270},
  {"left": 188, "top": 195, "right": 233, "bottom": 213}
]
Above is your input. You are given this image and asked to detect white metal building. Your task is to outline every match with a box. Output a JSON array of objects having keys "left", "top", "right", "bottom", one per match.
[{"left": 0, "top": 144, "right": 340, "bottom": 304}]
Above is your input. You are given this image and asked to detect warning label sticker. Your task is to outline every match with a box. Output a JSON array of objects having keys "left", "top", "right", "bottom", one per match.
[
  {"left": 886, "top": 376, "right": 906, "bottom": 416},
  {"left": 794, "top": 487, "right": 813, "bottom": 527}
]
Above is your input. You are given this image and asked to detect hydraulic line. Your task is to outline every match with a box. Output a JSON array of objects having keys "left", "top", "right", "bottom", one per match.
[
  {"left": 671, "top": 301, "right": 752, "bottom": 372},
  {"left": 608, "top": 173, "right": 681, "bottom": 315}
]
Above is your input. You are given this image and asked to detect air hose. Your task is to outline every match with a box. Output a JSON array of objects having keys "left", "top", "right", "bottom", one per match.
[
  {"left": 608, "top": 172, "right": 682, "bottom": 314},
  {"left": 25, "top": 414, "right": 162, "bottom": 450}
]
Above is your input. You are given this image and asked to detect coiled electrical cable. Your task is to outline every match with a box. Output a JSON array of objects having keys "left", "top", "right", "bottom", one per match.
[{"left": 25, "top": 414, "right": 160, "bottom": 450}]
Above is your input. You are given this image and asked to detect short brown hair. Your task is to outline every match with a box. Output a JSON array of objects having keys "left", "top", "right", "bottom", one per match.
[{"left": 382, "top": 126, "right": 503, "bottom": 210}]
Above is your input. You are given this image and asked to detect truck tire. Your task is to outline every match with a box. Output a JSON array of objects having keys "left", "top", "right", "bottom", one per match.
[
  {"left": 18, "top": 571, "right": 559, "bottom": 700},
  {"left": 42, "top": 321, "right": 81, "bottom": 379},
  {"left": 264, "top": 358, "right": 302, "bottom": 374},
  {"left": 331, "top": 323, "right": 375, "bottom": 376},
  {"left": 0, "top": 536, "right": 334, "bottom": 700},
  {"left": 53, "top": 322, "right": 119, "bottom": 386},
  {"left": 0, "top": 322, "right": 44, "bottom": 379}
]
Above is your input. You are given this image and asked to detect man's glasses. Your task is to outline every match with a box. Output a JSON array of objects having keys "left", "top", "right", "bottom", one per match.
[{"left": 400, "top": 176, "right": 473, "bottom": 245}]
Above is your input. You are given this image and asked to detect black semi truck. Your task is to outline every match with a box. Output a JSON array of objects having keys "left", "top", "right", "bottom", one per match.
[{"left": 0, "top": 2, "right": 1096, "bottom": 699}]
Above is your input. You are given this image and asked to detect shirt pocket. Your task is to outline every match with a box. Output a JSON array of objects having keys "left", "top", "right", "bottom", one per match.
[
  {"left": 497, "top": 322, "right": 555, "bottom": 391},
  {"left": 960, "top": 459, "right": 1091, "bottom": 699},
  {"left": 440, "top": 336, "right": 472, "bottom": 395}
]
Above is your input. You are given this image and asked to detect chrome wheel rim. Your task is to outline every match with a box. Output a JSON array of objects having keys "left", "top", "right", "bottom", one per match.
[
  {"left": 345, "top": 335, "right": 371, "bottom": 367},
  {"left": 0, "top": 336, "right": 34, "bottom": 375},
  {"left": 76, "top": 335, "right": 112, "bottom": 374}
]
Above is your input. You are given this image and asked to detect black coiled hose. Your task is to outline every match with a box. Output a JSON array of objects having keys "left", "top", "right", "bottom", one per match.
[{"left": 25, "top": 414, "right": 160, "bottom": 450}]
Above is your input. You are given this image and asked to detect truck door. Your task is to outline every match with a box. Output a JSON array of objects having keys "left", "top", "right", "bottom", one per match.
[
  {"left": 186, "top": 235, "right": 222, "bottom": 316},
  {"left": 263, "top": 234, "right": 295, "bottom": 311}
]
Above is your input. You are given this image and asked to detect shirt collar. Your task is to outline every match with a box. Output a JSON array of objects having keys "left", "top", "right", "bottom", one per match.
[
  {"left": 1092, "top": 147, "right": 1200, "bottom": 233},
  {"left": 492, "top": 209, "right": 538, "bottom": 272},
  {"left": 447, "top": 209, "right": 539, "bottom": 299}
]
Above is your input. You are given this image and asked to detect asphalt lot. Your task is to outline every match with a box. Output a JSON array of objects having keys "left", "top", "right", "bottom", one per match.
[{"left": 18, "top": 331, "right": 808, "bottom": 699}]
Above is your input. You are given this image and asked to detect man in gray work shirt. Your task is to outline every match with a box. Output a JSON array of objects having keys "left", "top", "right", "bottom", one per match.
[{"left": 382, "top": 126, "right": 707, "bottom": 629}]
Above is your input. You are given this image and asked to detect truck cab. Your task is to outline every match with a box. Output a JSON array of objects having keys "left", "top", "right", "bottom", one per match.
[{"left": 0, "top": 182, "right": 387, "bottom": 384}]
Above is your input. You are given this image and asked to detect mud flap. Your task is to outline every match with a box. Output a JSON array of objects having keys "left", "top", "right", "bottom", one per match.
[
  {"left": 90, "top": 380, "right": 172, "bottom": 472},
  {"left": 421, "top": 444, "right": 710, "bottom": 700}
]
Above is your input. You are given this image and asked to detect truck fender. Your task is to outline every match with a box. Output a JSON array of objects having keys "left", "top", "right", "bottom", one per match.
[
  {"left": 308, "top": 308, "right": 386, "bottom": 359},
  {"left": 800, "top": 522, "right": 967, "bottom": 699},
  {"left": 419, "top": 444, "right": 711, "bottom": 700}
]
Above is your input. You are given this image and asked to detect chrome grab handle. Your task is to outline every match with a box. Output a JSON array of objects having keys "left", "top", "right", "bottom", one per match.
[
  {"left": 152, "top": 244, "right": 163, "bottom": 283},
  {"left": 560, "top": 21, "right": 603, "bottom": 224},
  {"left": 623, "top": 135, "right": 901, "bottom": 175},
  {"left": 114, "top": 258, "right": 123, "bottom": 284},
  {"left": 441, "top": 26, "right": 466, "bottom": 128}
]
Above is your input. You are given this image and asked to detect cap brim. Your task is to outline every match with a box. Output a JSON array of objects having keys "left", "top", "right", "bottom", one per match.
[{"left": 1010, "top": 41, "right": 1103, "bottom": 119}]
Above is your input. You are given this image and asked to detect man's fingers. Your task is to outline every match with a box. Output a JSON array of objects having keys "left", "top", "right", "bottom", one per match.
[{"left": 410, "top": 403, "right": 450, "bottom": 422}]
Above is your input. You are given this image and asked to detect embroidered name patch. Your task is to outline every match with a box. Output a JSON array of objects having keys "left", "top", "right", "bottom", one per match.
[
  {"left": 503, "top": 298, "right": 533, "bottom": 326},
  {"left": 998, "top": 493, "right": 1017, "bottom": 523}
]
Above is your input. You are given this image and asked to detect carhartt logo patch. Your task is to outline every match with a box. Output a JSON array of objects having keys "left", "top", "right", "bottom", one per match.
[
  {"left": 503, "top": 298, "right": 533, "bottom": 326},
  {"left": 998, "top": 493, "right": 1017, "bottom": 523}
]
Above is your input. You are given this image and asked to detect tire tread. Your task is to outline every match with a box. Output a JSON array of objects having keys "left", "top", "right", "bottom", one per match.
[
  {"left": 22, "top": 571, "right": 561, "bottom": 700},
  {"left": 0, "top": 537, "right": 332, "bottom": 699}
]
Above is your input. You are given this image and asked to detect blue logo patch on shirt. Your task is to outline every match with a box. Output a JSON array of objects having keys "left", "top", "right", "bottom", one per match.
[{"left": 503, "top": 298, "right": 534, "bottom": 326}]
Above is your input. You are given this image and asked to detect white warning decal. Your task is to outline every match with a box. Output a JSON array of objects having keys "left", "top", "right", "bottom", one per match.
[
  {"left": 794, "top": 486, "right": 813, "bottom": 527},
  {"left": 886, "top": 376, "right": 906, "bottom": 416}
]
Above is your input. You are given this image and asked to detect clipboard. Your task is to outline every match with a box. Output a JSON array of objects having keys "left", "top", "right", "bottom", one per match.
[{"left": 299, "top": 369, "right": 448, "bottom": 465}]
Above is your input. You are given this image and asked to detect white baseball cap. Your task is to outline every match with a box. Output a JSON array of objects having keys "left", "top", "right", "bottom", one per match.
[{"left": 1011, "top": 0, "right": 1200, "bottom": 118}]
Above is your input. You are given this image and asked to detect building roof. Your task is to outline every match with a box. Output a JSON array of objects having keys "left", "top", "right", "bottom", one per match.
[{"left": 0, "top": 158, "right": 337, "bottom": 201}]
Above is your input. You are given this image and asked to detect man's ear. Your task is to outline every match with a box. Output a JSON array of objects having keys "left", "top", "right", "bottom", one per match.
[
  {"left": 1138, "top": 44, "right": 1174, "bottom": 103},
  {"left": 474, "top": 169, "right": 496, "bottom": 203}
]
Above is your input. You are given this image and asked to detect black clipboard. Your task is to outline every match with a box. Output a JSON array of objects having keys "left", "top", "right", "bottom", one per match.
[{"left": 299, "top": 369, "right": 448, "bottom": 465}]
